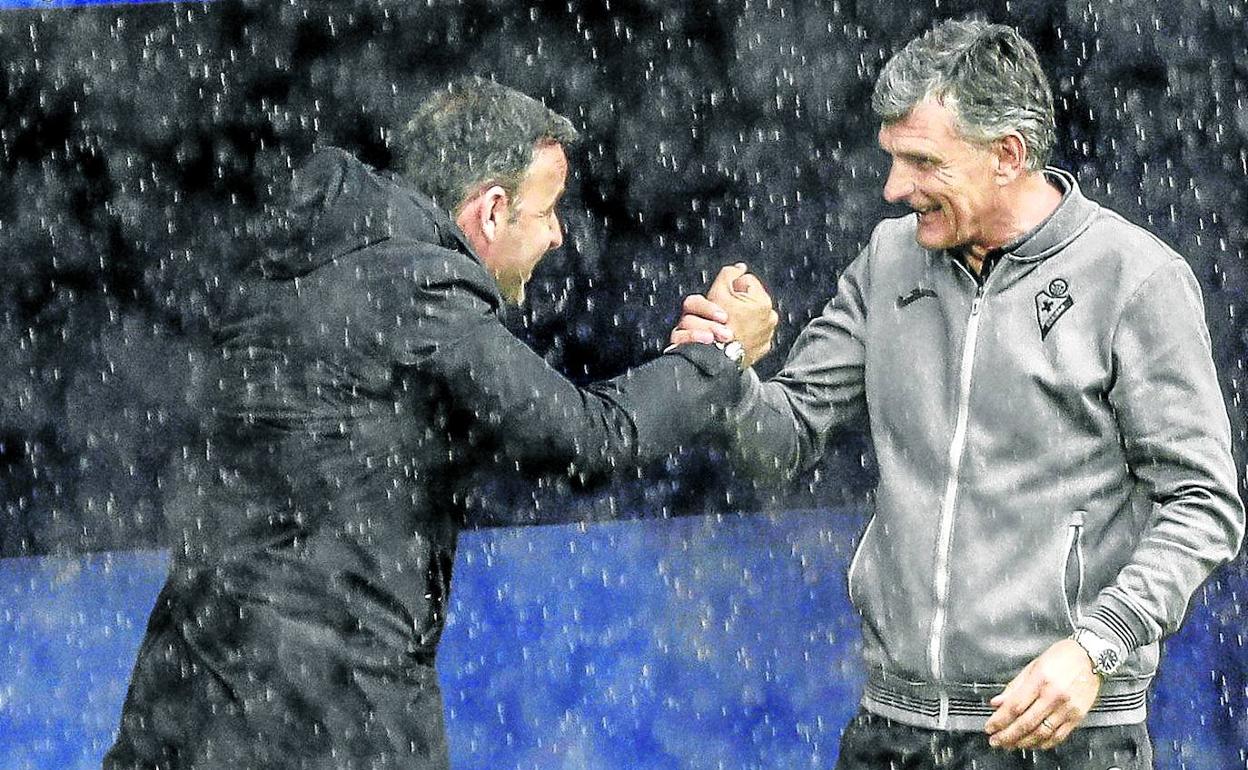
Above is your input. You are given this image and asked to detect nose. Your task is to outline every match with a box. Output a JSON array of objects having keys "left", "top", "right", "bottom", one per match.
[
  {"left": 882, "top": 161, "right": 912, "bottom": 204},
  {"left": 549, "top": 213, "right": 564, "bottom": 250}
]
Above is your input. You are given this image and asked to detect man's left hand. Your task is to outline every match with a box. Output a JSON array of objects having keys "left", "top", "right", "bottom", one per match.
[{"left": 984, "top": 638, "right": 1100, "bottom": 751}]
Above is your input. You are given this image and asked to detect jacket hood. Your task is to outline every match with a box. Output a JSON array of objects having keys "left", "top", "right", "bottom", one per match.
[{"left": 260, "top": 146, "right": 477, "bottom": 279}]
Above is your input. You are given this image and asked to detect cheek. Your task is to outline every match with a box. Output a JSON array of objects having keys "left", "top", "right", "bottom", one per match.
[{"left": 524, "top": 228, "right": 543, "bottom": 254}]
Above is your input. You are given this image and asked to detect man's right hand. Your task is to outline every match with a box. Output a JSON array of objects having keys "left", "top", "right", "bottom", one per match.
[{"left": 669, "top": 263, "right": 778, "bottom": 368}]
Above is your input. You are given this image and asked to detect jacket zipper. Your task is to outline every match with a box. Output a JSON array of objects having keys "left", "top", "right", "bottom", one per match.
[
  {"left": 928, "top": 267, "right": 991, "bottom": 726},
  {"left": 1062, "top": 510, "right": 1087, "bottom": 628}
]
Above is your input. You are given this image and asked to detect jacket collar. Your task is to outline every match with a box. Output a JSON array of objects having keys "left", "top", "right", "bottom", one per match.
[
  {"left": 386, "top": 178, "right": 504, "bottom": 307},
  {"left": 938, "top": 168, "right": 1100, "bottom": 280},
  {"left": 378, "top": 168, "right": 480, "bottom": 257},
  {"left": 1001, "top": 167, "right": 1099, "bottom": 262}
]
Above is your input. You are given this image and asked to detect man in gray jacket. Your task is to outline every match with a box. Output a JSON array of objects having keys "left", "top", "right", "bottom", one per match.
[{"left": 676, "top": 18, "right": 1243, "bottom": 769}]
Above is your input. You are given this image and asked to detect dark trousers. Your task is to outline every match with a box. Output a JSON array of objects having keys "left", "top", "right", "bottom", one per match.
[{"left": 835, "top": 710, "right": 1153, "bottom": 770}]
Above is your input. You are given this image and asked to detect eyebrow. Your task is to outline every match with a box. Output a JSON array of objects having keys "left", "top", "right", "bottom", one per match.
[{"left": 891, "top": 149, "right": 941, "bottom": 165}]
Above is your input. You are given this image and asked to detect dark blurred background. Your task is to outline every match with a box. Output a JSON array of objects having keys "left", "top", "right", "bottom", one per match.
[
  {"left": 0, "top": 0, "right": 1244, "bottom": 557},
  {"left": 2, "top": 1, "right": 1246, "bottom": 766}
]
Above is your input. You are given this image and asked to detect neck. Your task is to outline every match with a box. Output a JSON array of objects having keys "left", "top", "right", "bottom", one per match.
[{"left": 964, "top": 171, "right": 1062, "bottom": 273}]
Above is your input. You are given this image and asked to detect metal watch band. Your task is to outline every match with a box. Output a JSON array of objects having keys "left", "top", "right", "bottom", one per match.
[{"left": 715, "top": 340, "right": 746, "bottom": 369}]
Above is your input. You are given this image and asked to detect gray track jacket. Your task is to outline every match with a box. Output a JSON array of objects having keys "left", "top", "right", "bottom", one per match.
[{"left": 733, "top": 169, "right": 1244, "bottom": 730}]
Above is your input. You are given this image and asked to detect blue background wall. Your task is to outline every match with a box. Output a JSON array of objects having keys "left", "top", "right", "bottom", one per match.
[{"left": 3, "top": 511, "right": 1244, "bottom": 768}]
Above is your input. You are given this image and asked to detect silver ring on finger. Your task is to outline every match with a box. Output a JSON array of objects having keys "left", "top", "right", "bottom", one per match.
[{"left": 1040, "top": 717, "right": 1056, "bottom": 733}]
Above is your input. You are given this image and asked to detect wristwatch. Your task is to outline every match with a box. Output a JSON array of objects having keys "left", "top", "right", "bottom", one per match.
[
  {"left": 1073, "top": 628, "right": 1124, "bottom": 678},
  {"left": 715, "top": 340, "right": 746, "bottom": 369}
]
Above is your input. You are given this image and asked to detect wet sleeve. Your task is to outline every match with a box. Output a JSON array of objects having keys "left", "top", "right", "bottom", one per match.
[
  {"left": 1084, "top": 259, "right": 1245, "bottom": 654},
  {"left": 387, "top": 251, "right": 747, "bottom": 486},
  {"left": 729, "top": 248, "right": 870, "bottom": 484}
]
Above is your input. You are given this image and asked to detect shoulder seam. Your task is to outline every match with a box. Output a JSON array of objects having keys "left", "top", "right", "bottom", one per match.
[
  {"left": 1108, "top": 258, "right": 1194, "bottom": 355},
  {"left": 1093, "top": 208, "right": 1182, "bottom": 262}
]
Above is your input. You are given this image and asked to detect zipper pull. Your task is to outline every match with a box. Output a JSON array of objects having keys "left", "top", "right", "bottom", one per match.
[{"left": 971, "top": 289, "right": 984, "bottom": 315}]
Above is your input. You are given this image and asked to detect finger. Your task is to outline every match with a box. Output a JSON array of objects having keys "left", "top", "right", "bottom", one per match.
[
  {"left": 1020, "top": 717, "right": 1067, "bottom": 751},
  {"left": 985, "top": 671, "right": 1037, "bottom": 732},
  {"left": 676, "top": 314, "right": 734, "bottom": 342},
  {"left": 708, "top": 263, "right": 748, "bottom": 297},
  {"left": 990, "top": 698, "right": 1055, "bottom": 750},
  {"left": 1038, "top": 718, "right": 1077, "bottom": 751},
  {"left": 1013, "top": 717, "right": 1055, "bottom": 751},
  {"left": 988, "top": 664, "right": 1031, "bottom": 708},
  {"left": 1036, "top": 700, "right": 1085, "bottom": 750},
  {"left": 987, "top": 659, "right": 1044, "bottom": 715},
  {"left": 669, "top": 328, "right": 717, "bottom": 347},
  {"left": 681, "top": 294, "right": 729, "bottom": 324}
]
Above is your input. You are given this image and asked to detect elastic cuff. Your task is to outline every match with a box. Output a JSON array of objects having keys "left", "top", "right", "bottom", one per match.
[
  {"left": 664, "top": 342, "right": 739, "bottom": 379},
  {"left": 662, "top": 344, "right": 751, "bottom": 413},
  {"left": 1080, "top": 595, "right": 1149, "bottom": 655}
]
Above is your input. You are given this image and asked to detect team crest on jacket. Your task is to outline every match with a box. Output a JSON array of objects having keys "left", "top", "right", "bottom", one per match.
[{"left": 1035, "top": 278, "right": 1073, "bottom": 340}]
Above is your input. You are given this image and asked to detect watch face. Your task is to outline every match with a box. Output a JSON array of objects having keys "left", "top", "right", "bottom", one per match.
[
  {"left": 1077, "top": 630, "right": 1121, "bottom": 676},
  {"left": 1097, "top": 650, "right": 1119, "bottom": 671}
]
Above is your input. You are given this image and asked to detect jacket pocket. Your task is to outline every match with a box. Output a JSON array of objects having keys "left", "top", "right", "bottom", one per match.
[
  {"left": 1060, "top": 510, "right": 1087, "bottom": 630},
  {"left": 847, "top": 514, "right": 879, "bottom": 610}
]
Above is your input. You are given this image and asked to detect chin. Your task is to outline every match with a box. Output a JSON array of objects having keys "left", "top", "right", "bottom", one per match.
[
  {"left": 916, "top": 234, "right": 950, "bottom": 251},
  {"left": 915, "top": 226, "right": 958, "bottom": 252},
  {"left": 499, "top": 279, "right": 526, "bottom": 306}
]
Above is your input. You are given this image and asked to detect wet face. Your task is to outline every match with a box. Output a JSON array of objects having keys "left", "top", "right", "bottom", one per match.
[
  {"left": 487, "top": 143, "right": 568, "bottom": 304},
  {"left": 878, "top": 100, "right": 1006, "bottom": 258}
]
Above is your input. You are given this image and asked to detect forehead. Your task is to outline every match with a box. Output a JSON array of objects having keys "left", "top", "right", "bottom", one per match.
[
  {"left": 519, "top": 143, "right": 568, "bottom": 196},
  {"left": 877, "top": 99, "right": 966, "bottom": 154}
]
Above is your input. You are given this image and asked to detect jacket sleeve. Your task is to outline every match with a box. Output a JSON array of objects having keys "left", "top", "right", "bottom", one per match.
[
  {"left": 1081, "top": 259, "right": 1245, "bottom": 654},
  {"left": 387, "top": 249, "right": 747, "bottom": 485},
  {"left": 729, "top": 248, "right": 870, "bottom": 484}
]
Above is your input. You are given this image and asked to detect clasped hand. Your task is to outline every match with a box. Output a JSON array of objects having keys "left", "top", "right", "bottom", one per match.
[{"left": 669, "top": 263, "right": 778, "bottom": 368}]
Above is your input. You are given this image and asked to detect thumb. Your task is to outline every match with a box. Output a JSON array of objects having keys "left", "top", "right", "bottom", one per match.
[
  {"left": 731, "top": 272, "right": 765, "bottom": 296},
  {"left": 709, "top": 262, "right": 749, "bottom": 296}
]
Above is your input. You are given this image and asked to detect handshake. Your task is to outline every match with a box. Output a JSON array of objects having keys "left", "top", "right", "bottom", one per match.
[{"left": 670, "top": 263, "right": 779, "bottom": 369}]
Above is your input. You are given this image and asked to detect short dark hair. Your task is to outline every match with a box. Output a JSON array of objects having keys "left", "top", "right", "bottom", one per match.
[
  {"left": 872, "top": 18, "right": 1056, "bottom": 170},
  {"left": 393, "top": 77, "right": 579, "bottom": 213}
]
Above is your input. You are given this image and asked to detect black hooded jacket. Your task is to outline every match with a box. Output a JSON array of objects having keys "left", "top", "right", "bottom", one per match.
[{"left": 105, "top": 148, "right": 744, "bottom": 769}]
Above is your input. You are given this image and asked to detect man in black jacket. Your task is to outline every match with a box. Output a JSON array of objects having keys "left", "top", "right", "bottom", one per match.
[{"left": 104, "top": 79, "right": 776, "bottom": 769}]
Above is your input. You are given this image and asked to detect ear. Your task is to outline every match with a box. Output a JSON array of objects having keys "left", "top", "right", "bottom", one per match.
[
  {"left": 993, "top": 133, "right": 1028, "bottom": 184},
  {"left": 455, "top": 185, "right": 510, "bottom": 244}
]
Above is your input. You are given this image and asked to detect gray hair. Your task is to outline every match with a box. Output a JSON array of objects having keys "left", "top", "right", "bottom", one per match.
[
  {"left": 393, "top": 77, "right": 579, "bottom": 213},
  {"left": 871, "top": 18, "right": 1056, "bottom": 170}
]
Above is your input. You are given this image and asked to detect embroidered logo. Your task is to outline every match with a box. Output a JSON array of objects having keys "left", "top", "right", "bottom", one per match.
[
  {"left": 896, "top": 287, "right": 937, "bottom": 309},
  {"left": 1035, "top": 278, "right": 1073, "bottom": 339}
]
